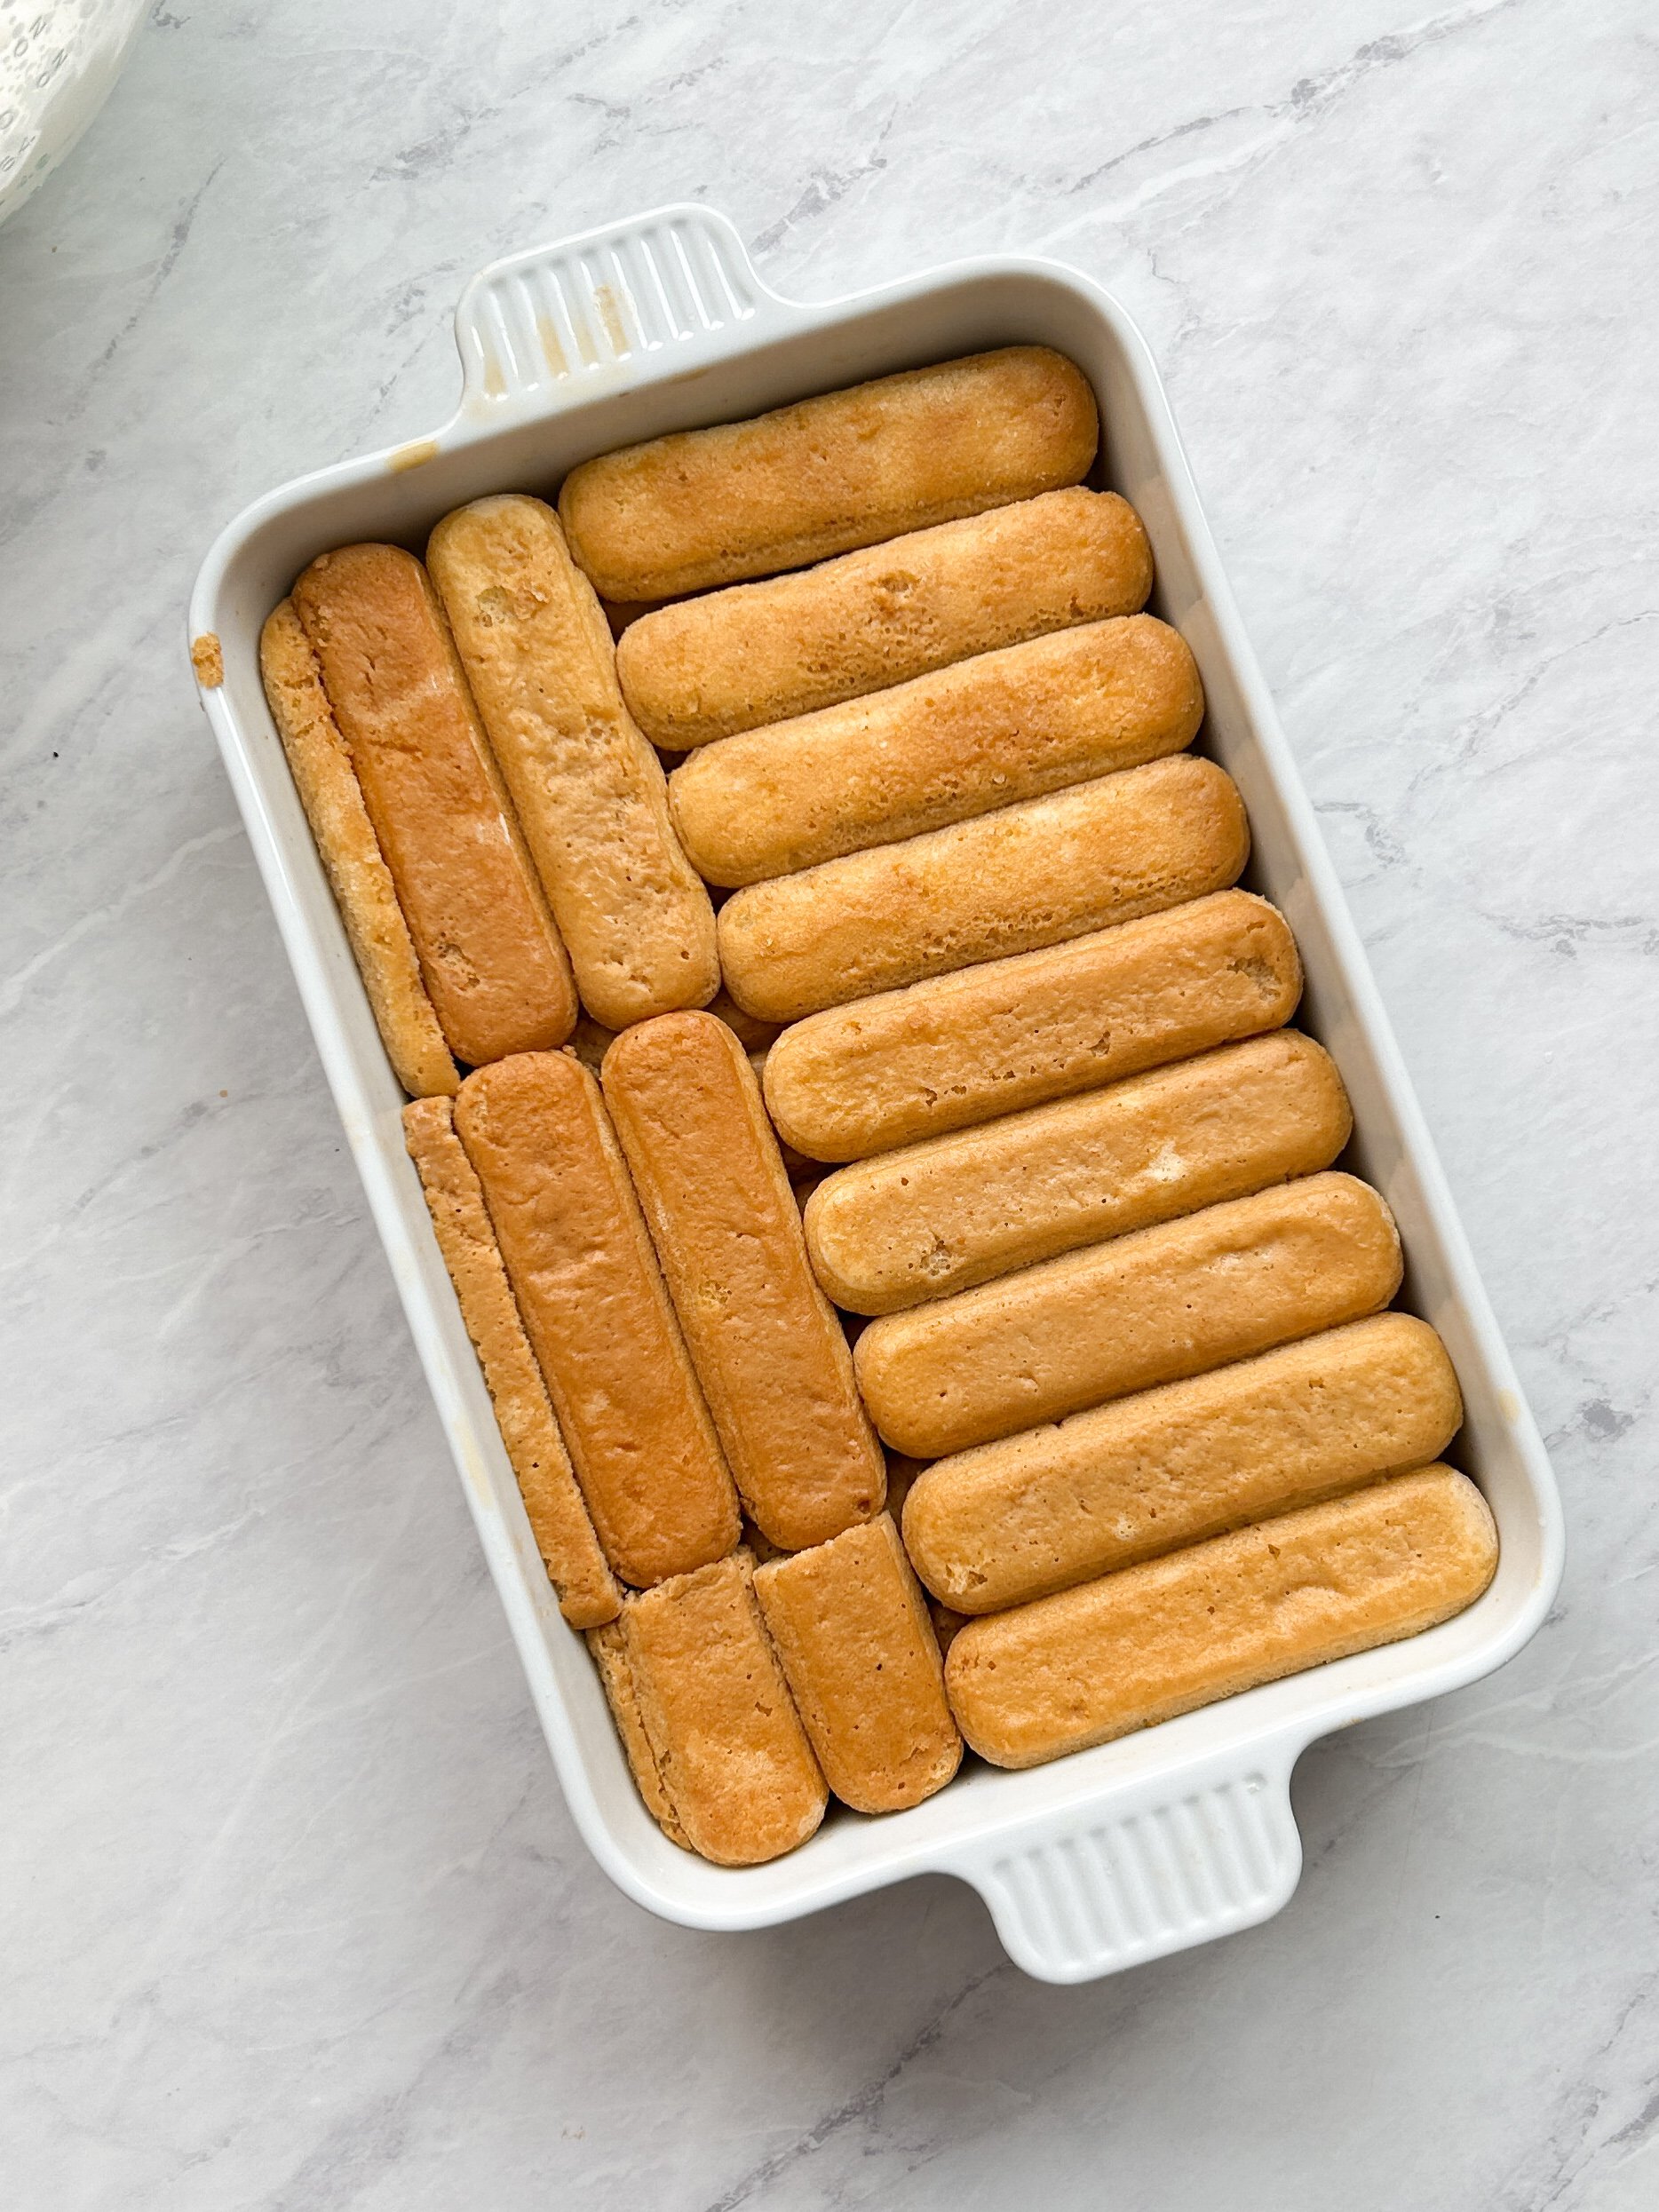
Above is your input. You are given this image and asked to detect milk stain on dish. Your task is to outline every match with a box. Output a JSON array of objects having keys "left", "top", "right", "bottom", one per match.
[
  {"left": 591, "top": 282, "right": 630, "bottom": 356},
  {"left": 536, "top": 315, "right": 571, "bottom": 378},
  {"left": 387, "top": 437, "right": 440, "bottom": 473}
]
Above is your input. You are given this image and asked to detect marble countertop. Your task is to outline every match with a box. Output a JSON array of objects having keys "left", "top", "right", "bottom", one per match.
[{"left": 4, "top": 3, "right": 1655, "bottom": 2205}]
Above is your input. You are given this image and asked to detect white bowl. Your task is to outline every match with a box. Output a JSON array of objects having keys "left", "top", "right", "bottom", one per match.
[
  {"left": 190, "top": 206, "right": 1565, "bottom": 1985},
  {"left": 0, "top": 0, "right": 145, "bottom": 229}
]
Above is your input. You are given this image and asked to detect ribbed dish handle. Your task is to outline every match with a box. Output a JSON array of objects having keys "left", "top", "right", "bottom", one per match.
[
  {"left": 452, "top": 203, "right": 790, "bottom": 416},
  {"left": 940, "top": 1736, "right": 1306, "bottom": 1984}
]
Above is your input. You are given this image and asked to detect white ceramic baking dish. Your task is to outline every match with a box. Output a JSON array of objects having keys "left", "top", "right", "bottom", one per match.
[{"left": 190, "top": 204, "right": 1564, "bottom": 1985}]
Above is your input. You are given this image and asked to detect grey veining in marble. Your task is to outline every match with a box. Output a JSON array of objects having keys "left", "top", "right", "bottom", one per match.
[{"left": 3, "top": 2, "right": 1656, "bottom": 2205}]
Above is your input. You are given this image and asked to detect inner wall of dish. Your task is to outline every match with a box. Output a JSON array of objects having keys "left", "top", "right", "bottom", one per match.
[{"left": 210, "top": 265, "right": 1546, "bottom": 1903}]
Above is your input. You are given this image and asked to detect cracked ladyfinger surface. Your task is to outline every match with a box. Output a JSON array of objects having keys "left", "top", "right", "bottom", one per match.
[
  {"left": 805, "top": 1031, "right": 1352, "bottom": 1315},
  {"left": 669, "top": 614, "right": 1203, "bottom": 887},
  {"left": 619, "top": 488, "right": 1154, "bottom": 749},
  {"left": 259, "top": 600, "right": 458, "bottom": 1098},
  {"left": 402, "top": 1097, "right": 620, "bottom": 1629},
  {"left": 856, "top": 1171, "right": 1403, "bottom": 1459},
  {"left": 453, "top": 1051, "right": 740, "bottom": 1589},
  {"left": 427, "top": 496, "right": 718, "bottom": 1030},
  {"left": 901, "top": 1312, "right": 1463, "bottom": 1613},
  {"left": 558, "top": 346, "right": 1099, "bottom": 601},
  {"left": 289, "top": 544, "right": 577, "bottom": 1066},
  {"left": 603, "top": 1553, "right": 828, "bottom": 1865},
  {"left": 601, "top": 1012, "right": 884, "bottom": 1552},
  {"left": 753, "top": 1516, "right": 961, "bottom": 1815},
  {"left": 944, "top": 1465, "right": 1498, "bottom": 1769},
  {"left": 763, "top": 889, "right": 1303, "bottom": 1162},
  {"left": 719, "top": 754, "right": 1249, "bottom": 1025}
]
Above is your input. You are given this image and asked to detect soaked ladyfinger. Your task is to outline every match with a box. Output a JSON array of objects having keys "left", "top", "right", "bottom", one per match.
[
  {"left": 259, "top": 601, "right": 457, "bottom": 1098},
  {"left": 719, "top": 755, "right": 1249, "bottom": 1024},
  {"left": 610, "top": 1553, "right": 828, "bottom": 1865},
  {"left": 601, "top": 1012, "right": 884, "bottom": 1550},
  {"left": 763, "top": 890, "right": 1302, "bottom": 1162},
  {"left": 289, "top": 544, "right": 576, "bottom": 1066},
  {"left": 945, "top": 1466, "right": 1498, "bottom": 1768},
  {"left": 670, "top": 614, "right": 1202, "bottom": 884},
  {"left": 560, "top": 346, "right": 1099, "bottom": 600},
  {"left": 454, "top": 1051, "right": 739, "bottom": 1588},
  {"left": 427, "top": 496, "right": 718, "bottom": 1029},
  {"left": 902, "top": 1312, "right": 1463, "bottom": 1613},
  {"left": 856, "top": 1171, "right": 1402, "bottom": 1458},
  {"left": 754, "top": 1517, "right": 961, "bottom": 1814},
  {"left": 805, "top": 1031, "right": 1351, "bottom": 1314},
  {"left": 587, "top": 1620, "right": 687, "bottom": 1846},
  {"left": 618, "top": 488, "right": 1153, "bottom": 747},
  {"left": 403, "top": 1097, "right": 620, "bottom": 1629}
]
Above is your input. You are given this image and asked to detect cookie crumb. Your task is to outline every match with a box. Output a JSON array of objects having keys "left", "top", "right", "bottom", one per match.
[{"left": 192, "top": 632, "right": 225, "bottom": 686}]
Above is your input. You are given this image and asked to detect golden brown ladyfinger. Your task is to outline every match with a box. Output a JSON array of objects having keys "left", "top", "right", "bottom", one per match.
[
  {"left": 753, "top": 1516, "right": 961, "bottom": 1814},
  {"left": 617, "top": 488, "right": 1154, "bottom": 748},
  {"left": 601, "top": 1013, "right": 884, "bottom": 1550},
  {"left": 259, "top": 601, "right": 458, "bottom": 1098},
  {"left": 805, "top": 1031, "right": 1352, "bottom": 1314},
  {"left": 402, "top": 1098, "right": 621, "bottom": 1629},
  {"left": 587, "top": 1621, "right": 688, "bottom": 1846},
  {"left": 453, "top": 1052, "right": 739, "bottom": 1587},
  {"left": 718, "top": 756, "right": 1249, "bottom": 1024},
  {"left": 612, "top": 1553, "right": 828, "bottom": 1864},
  {"left": 902, "top": 1312, "right": 1462, "bottom": 1613},
  {"left": 763, "top": 890, "right": 1303, "bottom": 1162},
  {"left": 427, "top": 496, "right": 718, "bottom": 1029},
  {"left": 289, "top": 544, "right": 576, "bottom": 1066},
  {"left": 669, "top": 614, "right": 1203, "bottom": 885},
  {"left": 559, "top": 347, "right": 1099, "bottom": 599},
  {"left": 856, "top": 1172, "right": 1402, "bottom": 1457},
  {"left": 945, "top": 1466, "right": 1498, "bottom": 1768}
]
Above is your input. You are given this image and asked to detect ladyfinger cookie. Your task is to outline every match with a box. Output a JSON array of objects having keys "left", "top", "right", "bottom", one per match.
[
  {"left": 403, "top": 1097, "right": 621, "bottom": 1629},
  {"left": 857, "top": 1171, "right": 1402, "bottom": 1458},
  {"left": 945, "top": 1465, "right": 1498, "bottom": 1768},
  {"left": 454, "top": 1051, "right": 740, "bottom": 1587},
  {"left": 670, "top": 614, "right": 1203, "bottom": 886},
  {"left": 427, "top": 496, "right": 718, "bottom": 1029},
  {"left": 259, "top": 601, "right": 458, "bottom": 1098},
  {"left": 902, "top": 1312, "right": 1462, "bottom": 1612},
  {"left": 607, "top": 1553, "right": 828, "bottom": 1864},
  {"left": 763, "top": 890, "right": 1302, "bottom": 1162},
  {"left": 753, "top": 1516, "right": 962, "bottom": 1814},
  {"left": 586, "top": 1620, "right": 687, "bottom": 1846},
  {"left": 290, "top": 545, "right": 576, "bottom": 1066},
  {"left": 806, "top": 1031, "right": 1351, "bottom": 1314},
  {"left": 559, "top": 347, "right": 1099, "bottom": 600},
  {"left": 618, "top": 488, "right": 1154, "bottom": 748},
  {"left": 719, "top": 755, "right": 1250, "bottom": 1025},
  {"left": 601, "top": 1012, "right": 884, "bottom": 1550}
]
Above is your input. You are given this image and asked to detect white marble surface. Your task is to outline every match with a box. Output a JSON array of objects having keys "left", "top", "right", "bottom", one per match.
[{"left": 4, "top": 1, "right": 1655, "bottom": 2203}]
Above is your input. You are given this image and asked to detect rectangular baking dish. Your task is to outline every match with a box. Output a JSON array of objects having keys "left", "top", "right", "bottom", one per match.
[{"left": 190, "top": 203, "right": 1563, "bottom": 1985}]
